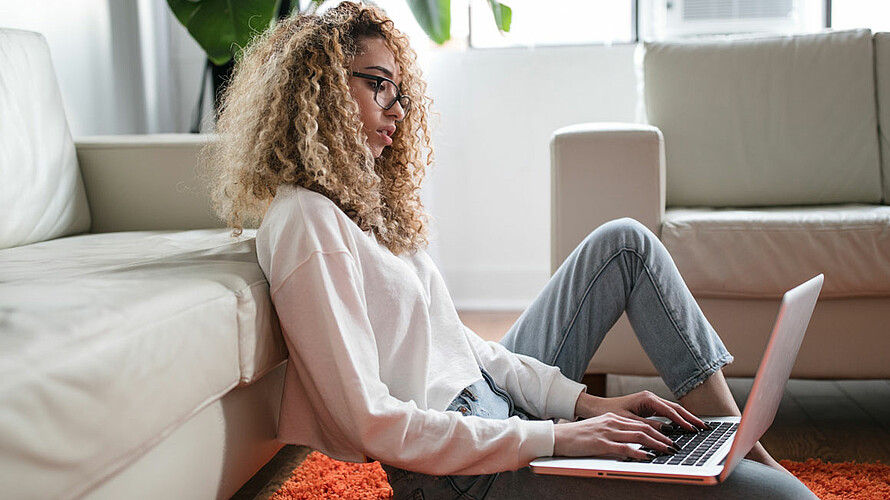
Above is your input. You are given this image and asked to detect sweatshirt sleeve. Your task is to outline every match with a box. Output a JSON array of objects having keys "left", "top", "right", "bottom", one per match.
[
  {"left": 270, "top": 250, "right": 557, "bottom": 475},
  {"left": 465, "top": 327, "right": 586, "bottom": 422}
]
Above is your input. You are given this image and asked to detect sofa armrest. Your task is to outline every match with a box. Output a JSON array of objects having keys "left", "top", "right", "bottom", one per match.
[
  {"left": 551, "top": 123, "right": 665, "bottom": 273},
  {"left": 76, "top": 134, "right": 225, "bottom": 233}
]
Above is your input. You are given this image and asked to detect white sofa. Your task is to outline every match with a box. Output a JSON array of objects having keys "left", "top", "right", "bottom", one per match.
[
  {"left": 0, "top": 29, "right": 288, "bottom": 499},
  {"left": 552, "top": 29, "right": 890, "bottom": 381}
]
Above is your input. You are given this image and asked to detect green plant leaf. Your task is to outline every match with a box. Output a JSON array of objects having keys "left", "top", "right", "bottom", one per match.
[
  {"left": 305, "top": 0, "right": 326, "bottom": 14},
  {"left": 487, "top": 0, "right": 511, "bottom": 32},
  {"left": 406, "top": 0, "right": 450, "bottom": 44},
  {"left": 167, "top": 0, "right": 281, "bottom": 65}
]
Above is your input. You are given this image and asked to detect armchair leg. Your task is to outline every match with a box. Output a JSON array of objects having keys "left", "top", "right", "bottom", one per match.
[{"left": 581, "top": 373, "right": 607, "bottom": 397}]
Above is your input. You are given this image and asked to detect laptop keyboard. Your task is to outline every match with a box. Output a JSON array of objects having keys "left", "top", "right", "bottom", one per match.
[{"left": 628, "top": 421, "right": 738, "bottom": 467}]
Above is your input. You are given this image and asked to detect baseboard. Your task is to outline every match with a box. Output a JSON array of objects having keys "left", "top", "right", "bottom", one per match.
[{"left": 445, "top": 268, "right": 548, "bottom": 311}]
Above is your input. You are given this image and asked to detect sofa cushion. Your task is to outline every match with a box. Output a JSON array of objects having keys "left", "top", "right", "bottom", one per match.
[
  {"left": 0, "top": 229, "right": 284, "bottom": 383},
  {"left": 0, "top": 29, "right": 90, "bottom": 250},
  {"left": 643, "top": 29, "right": 882, "bottom": 207},
  {"left": 661, "top": 205, "right": 890, "bottom": 299},
  {"left": 875, "top": 32, "right": 890, "bottom": 203},
  {"left": 0, "top": 230, "right": 284, "bottom": 499}
]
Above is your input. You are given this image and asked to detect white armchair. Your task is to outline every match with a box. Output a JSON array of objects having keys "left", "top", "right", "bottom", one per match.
[{"left": 552, "top": 30, "right": 890, "bottom": 382}]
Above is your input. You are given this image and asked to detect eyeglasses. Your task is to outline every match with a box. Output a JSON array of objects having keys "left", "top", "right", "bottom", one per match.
[{"left": 351, "top": 71, "right": 411, "bottom": 115}]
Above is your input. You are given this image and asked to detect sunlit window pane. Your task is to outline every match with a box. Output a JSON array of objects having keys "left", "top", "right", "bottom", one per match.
[
  {"left": 639, "top": 0, "right": 824, "bottom": 40},
  {"left": 469, "top": 0, "right": 634, "bottom": 48},
  {"left": 831, "top": 0, "right": 890, "bottom": 32}
]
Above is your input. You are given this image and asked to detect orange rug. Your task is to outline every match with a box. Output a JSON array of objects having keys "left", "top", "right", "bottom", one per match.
[
  {"left": 270, "top": 452, "right": 890, "bottom": 499},
  {"left": 779, "top": 459, "right": 890, "bottom": 500}
]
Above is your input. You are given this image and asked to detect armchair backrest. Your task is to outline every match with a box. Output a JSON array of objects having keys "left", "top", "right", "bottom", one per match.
[
  {"left": 0, "top": 28, "right": 90, "bottom": 250},
  {"left": 642, "top": 29, "right": 883, "bottom": 208}
]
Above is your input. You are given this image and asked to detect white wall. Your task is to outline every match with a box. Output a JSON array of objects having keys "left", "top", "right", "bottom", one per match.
[{"left": 423, "top": 44, "right": 639, "bottom": 309}]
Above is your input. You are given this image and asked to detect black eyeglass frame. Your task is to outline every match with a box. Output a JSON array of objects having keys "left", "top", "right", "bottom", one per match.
[{"left": 351, "top": 71, "right": 411, "bottom": 114}]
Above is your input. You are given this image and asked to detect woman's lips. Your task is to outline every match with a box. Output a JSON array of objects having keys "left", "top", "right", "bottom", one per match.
[{"left": 378, "top": 130, "right": 393, "bottom": 146}]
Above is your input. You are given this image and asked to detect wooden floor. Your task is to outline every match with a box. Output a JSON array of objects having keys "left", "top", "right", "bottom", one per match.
[{"left": 232, "top": 310, "right": 890, "bottom": 499}]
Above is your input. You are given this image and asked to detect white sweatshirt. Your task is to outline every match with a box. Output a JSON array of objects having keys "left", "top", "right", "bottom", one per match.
[{"left": 255, "top": 185, "right": 586, "bottom": 475}]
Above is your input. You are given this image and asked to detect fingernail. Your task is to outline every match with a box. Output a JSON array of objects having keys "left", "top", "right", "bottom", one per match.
[
  {"left": 667, "top": 446, "right": 680, "bottom": 454},
  {"left": 646, "top": 452, "right": 657, "bottom": 460},
  {"left": 672, "top": 439, "right": 681, "bottom": 448}
]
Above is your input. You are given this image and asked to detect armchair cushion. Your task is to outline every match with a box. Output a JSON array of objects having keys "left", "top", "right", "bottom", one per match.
[
  {"left": 661, "top": 205, "right": 890, "bottom": 299},
  {"left": 643, "top": 29, "right": 882, "bottom": 207},
  {"left": 0, "top": 29, "right": 90, "bottom": 249}
]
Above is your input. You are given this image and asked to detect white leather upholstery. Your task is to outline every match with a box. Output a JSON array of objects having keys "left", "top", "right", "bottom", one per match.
[
  {"left": 643, "top": 30, "right": 882, "bottom": 207},
  {"left": 75, "top": 135, "right": 224, "bottom": 233},
  {"left": 0, "top": 229, "right": 284, "bottom": 383},
  {"left": 662, "top": 205, "right": 890, "bottom": 299},
  {"left": 875, "top": 32, "right": 890, "bottom": 203},
  {"left": 84, "top": 363, "right": 286, "bottom": 500},
  {"left": 0, "top": 29, "right": 90, "bottom": 249},
  {"left": 550, "top": 123, "right": 665, "bottom": 272},
  {"left": 0, "top": 229, "right": 285, "bottom": 500}
]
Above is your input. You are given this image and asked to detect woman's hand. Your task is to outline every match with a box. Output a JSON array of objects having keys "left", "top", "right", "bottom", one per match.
[
  {"left": 553, "top": 412, "right": 680, "bottom": 459},
  {"left": 552, "top": 391, "right": 709, "bottom": 459},
  {"left": 575, "top": 391, "right": 708, "bottom": 433},
  {"left": 575, "top": 391, "right": 708, "bottom": 440}
]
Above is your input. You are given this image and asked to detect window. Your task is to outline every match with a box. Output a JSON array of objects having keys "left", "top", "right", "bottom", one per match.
[
  {"left": 468, "top": 0, "right": 635, "bottom": 48},
  {"left": 639, "top": 0, "right": 825, "bottom": 40},
  {"left": 435, "top": 0, "right": 888, "bottom": 49}
]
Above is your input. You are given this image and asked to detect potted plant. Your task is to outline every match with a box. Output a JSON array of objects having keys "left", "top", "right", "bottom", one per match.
[{"left": 167, "top": 0, "right": 511, "bottom": 131}]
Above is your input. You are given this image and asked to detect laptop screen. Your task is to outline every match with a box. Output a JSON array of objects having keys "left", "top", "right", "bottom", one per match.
[{"left": 719, "top": 274, "right": 823, "bottom": 481}]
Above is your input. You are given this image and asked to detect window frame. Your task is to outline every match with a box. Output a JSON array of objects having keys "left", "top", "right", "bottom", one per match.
[{"left": 465, "top": 0, "right": 864, "bottom": 50}]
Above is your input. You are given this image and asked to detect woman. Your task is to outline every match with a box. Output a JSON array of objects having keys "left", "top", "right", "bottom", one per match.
[{"left": 209, "top": 2, "right": 816, "bottom": 498}]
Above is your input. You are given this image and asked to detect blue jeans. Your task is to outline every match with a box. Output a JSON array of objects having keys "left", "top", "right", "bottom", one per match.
[{"left": 382, "top": 219, "right": 815, "bottom": 499}]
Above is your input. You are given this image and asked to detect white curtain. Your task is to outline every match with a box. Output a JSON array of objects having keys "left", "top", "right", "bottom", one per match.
[
  {"left": 137, "top": 0, "right": 179, "bottom": 133},
  {"left": 0, "top": 0, "right": 212, "bottom": 135}
]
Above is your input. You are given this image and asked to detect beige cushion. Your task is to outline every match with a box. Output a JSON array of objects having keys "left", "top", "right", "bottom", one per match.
[
  {"left": 0, "top": 29, "right": 90, "bottom": 249},
  {"left": 661, "top": 205, "right": 890, "bottom": 299},
  {"left": 0, "top": 229, "right": 283, "bottom": 384},
  {"left": 875, "top": 32, "right": 890, "bottom": 203},
  {"left": 0, "top": 229, "right": 283, "bottom": 500},
  {"left": 643, "top": 29, "right": 882, "bottom": 207},
  {"left": 75, "top": 135, "right": 223, "bottom": 233}
]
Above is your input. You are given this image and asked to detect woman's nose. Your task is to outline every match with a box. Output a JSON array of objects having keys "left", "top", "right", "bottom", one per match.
[{"left": 388, "top": 101, "right": 406, "bottom": 122}]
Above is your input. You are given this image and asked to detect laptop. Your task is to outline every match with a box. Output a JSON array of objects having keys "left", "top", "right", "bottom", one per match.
[{"left": 530, "top": 274, "right": 824, "bottom": 485}]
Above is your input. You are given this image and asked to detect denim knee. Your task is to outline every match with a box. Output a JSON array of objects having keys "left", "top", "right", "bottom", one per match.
[{"left": 581, "top": 218, "right": 657, "bottom": 258}]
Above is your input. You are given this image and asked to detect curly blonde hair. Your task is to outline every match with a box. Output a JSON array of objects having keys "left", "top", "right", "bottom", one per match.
[{"left": 208, "top": 1, "right": 433, "bottom": 254}]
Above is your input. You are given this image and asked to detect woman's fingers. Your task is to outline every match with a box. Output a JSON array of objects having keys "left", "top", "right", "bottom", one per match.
[
  {"left": 628, "top": 411, "right": 679, "bottom": 433},
  {"left": 618, "top": 421, "right": 676, "bottom": 450},
  {"left": 632, "top": 392, "right": 708, "bottom": 431},
  {"left": 596, "top": 431, "right": 674, "bottom": 460},
  {"left": 664, "top": 399, "right": 709, "bottom": 429},
  {"left": 595, "top": 414, "right": 671, "bottom": 453},
  {"left": 555, "top": 410, "right": 700, "bottom": 458},
  {"left": 609, "top": 443, "right": 657, "bottom": 461}
]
